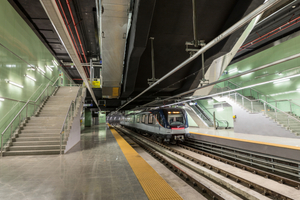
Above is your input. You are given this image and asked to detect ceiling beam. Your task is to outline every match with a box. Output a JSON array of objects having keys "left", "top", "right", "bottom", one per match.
[{"left": 40, "top": 0, "right": 99, "bottom": 109}]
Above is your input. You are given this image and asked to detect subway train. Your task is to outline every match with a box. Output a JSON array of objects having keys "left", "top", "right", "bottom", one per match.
[
  {"left": 120, "top": 108, "right": 190, "bottom": 143},
  {"left": 107, "top": 114, "right": 122, "bottom": 125}
]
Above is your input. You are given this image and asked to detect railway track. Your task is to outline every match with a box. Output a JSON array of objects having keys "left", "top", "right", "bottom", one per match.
[
  {"left": 182, "top": 138, "right": 300, "bottom": 189},
  {"left": 114, "top": 126, "right": 300, "bottom": 200}
]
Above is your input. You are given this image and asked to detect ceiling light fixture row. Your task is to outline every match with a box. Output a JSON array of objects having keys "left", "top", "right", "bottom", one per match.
[{"left": 161, "top": 73, "right": 300, "bottom": 108}]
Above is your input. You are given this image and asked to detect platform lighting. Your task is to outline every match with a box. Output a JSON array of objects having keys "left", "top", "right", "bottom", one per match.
[
  {"left": 217, "top": 107, "right": 224, "bottom": 111},
  {"left": 37, "top": 67, "right": 45, "bottom": 74},
  {"left": 45, "top": 65, "right": 53, "bottom": 71},
  {"left": 24, "top": 74, "right": 36, "bottom": 82},
  {"left": 241, "top": 72, "right": 253, "bottom": 77},
  {"left": 273, "top": 78, "right": 290, "bottom": 84},
  {"left": 5, "top": 79, "right": 24, "bottom": 88},
  {"left": 228, "top": 68, "right": 238, "bottom": 73},
  {"left": 161, "top": 73, "right": 300, "bottom": 108},
  {"left": 297, "top": 88, "right": 300, "bottom": 92},
  {"left": 0, "top": 98, "right": 4, "bottom": 101},
  {"left": 52, "top": 60, "right": 58, "bottom": 66}
]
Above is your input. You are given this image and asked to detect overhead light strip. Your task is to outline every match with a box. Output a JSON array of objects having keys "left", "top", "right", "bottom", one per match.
[
  {"left": 5, "top": 79, "right": 24, "bottom": 88},
  {"left": 25, "top": 74, "right": 37, "bottom": 82}
]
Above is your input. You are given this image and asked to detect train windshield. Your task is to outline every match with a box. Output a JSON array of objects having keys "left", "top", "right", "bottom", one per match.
[{"left": 167, "top": 111, "right": 185, "bottom": 126}]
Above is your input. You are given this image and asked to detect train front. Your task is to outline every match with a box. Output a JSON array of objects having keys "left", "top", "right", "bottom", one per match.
[{"left": 164, "top": 108, "right": 190, "bottom": 142}]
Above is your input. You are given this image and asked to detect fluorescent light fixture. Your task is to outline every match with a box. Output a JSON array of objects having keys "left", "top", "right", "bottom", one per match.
[
  {"left": 0, "top": 98, "right": 4, "bottom": 102},
  {"left": 25, "top": 74, "right": 36, "bottom": 81},
  {"left": 241, "top": 72, "right": 253, "bottom": 77},
  {"left": 52, "top": 60, "right": 58, "bottom": 66},
  {"left": 297, "top": 88, "right": 300, "bottom": 92},
  {"left": 217, "top": 107, "right": 224, "bottom": 111},
  {"left": 50, "top": 65, "right": 55, "bottom": 68},
  {"left": 37, "top": 67, "right": 45, "bottom": 74},
  {"left": 45, "top": 65, "right": 53, "bottom": 71},
  {"left": 228, "top": 68, "right": 238, "bottom": 73},
  {"left": 161, "top": 73, "right": 300, "bottom": 108},
  {"left": 273, "top": 78, "right": 290, "bottom": 84},
  {"left": 6, "top": 79, "right": 24, "bottom": 88}
]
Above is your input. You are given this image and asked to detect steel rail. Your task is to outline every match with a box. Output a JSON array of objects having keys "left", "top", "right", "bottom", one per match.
[
  {"left": 118, "top": 126, "right": 292, "bottom": 199},
  {"left": 180, "top": 141, "right": 300, "bottom": 189},
  {"left": 114, "top": 127, "right": 224, "bottom": 200},
  {"left": 117, "top": 0, "right": 282, "bottom": 111}
]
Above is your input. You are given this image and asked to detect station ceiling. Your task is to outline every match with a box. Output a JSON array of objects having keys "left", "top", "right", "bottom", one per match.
[{"left": 9, "top": 0, "right": 300, "bottom": 112}]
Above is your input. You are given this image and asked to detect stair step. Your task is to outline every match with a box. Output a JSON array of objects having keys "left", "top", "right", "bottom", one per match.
[
  {"left": 25, "top": 123, "right": 61, "bottom": 127},
  {"left": 9, "top": 145, "right": 64, "bottom": 151},
  {"left": 16, "top": 137, "right": 60, "bottom": 141},
  {"left": 21, "top": 129, "right": 61, "bottom": 133},
  {"left": 18, "top": 133, "right": 59, "bottom": 137},
  {"left": 13, "top": 141, "right": 61, "bottom": 146},
  {"left": 3, "top": 150, "right": 62, "bottom": 156}
]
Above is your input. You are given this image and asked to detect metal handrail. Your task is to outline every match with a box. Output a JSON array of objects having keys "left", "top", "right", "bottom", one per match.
[
  {"left": 197, "top": 102, "right": 229, "bottom": 128},
  {"left": 59, "top": 100, "right": 74, "bottom": 154},
  {"left": 226, "top": 80, "right": 300, "bottom": 114},
  {"left": 1, "top": 77, "right": 60, "bottom": 156},
  {"left": 228, "top": 92, "right": 300, "bottom": 124},
  {"left": 59, "top": 86, "right": 84, "bottom": 154}
]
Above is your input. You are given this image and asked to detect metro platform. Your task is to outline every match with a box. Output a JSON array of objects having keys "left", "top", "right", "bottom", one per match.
[
  {"left": 0, "top": 124, "right": 183, "bottom": 200},
  {"left": 190, "top": 127, "right": 300, "bottom": 161}
]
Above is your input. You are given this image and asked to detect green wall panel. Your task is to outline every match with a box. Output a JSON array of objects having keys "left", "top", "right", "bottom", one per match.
[
  {"left": 0, "top": 1, "right": 74, "bottom": 147},
  {"left": 85, "top": 109, "right": 92, "bottom": 127}
]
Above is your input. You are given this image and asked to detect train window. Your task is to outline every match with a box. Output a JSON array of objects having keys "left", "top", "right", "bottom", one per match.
[
  {"left": 142, "top": 115, "right": 145, "bottom": 123},
  {"left": 136, "top": 116, "right": 140, "bottom": 123},
  {"left": 168, "top": 111, "right": 185, "bottom": 125},
  {"left": 148, "top": 114, "right": 153, "bottom": 124}
]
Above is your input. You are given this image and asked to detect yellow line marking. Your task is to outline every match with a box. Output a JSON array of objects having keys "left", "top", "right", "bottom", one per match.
[
  {"left": 110, "top": 126, "right": 183, "bottom": 200},
  {"left": 190, "top": 131, "right": 300, "bottom": 151}
]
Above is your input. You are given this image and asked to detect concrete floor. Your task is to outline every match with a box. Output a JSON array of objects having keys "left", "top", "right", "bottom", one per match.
[{"left": 0, "top": 125, "right": 147, "bottom": 200}]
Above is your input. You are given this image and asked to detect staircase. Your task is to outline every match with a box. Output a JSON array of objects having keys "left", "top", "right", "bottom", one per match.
[
  {"left": 224, "top": 92, "right": 300, "bottom": 136},
  {"left": 3, "top": 87, "right": 80, "bottom": 156}
]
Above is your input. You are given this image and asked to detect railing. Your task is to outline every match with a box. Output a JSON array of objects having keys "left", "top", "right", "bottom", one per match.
[
  {"left": 59, "top": 86, "right": 84, "bottom": 154},
  {"left": 189, "top": 104, "right": 214, "bottom": 127},
  {"left": 0, "top": 77, "right": 60, "bottom": 156},
  {"left": 223, "top": 80, "right": 300, "bottom": 117},
  {"left": 197, "top": 102, "right": 229, "bottom": 129},
  {"left": 189, "top": 102, "right": 229, "bottom": 129},
  {"left": 225, "top": 92, "right": 300, "bottom": 133}
]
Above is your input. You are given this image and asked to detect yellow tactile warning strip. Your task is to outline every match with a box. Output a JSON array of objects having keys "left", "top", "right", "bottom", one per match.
[
  {"left": 190, "top": 131, "right": 300, "bottom": 151},
  {"left": 109, "top": 127, "right": 183, "bottom": 200}
]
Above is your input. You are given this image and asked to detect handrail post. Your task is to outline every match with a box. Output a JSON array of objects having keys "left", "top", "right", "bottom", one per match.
[
  {"left": 288, "top": 116, "right": 290, "bottom": 129},
  {"left": 1, "top": 135, "right": 3, "bottom": 157},
  {"left": 26, "top": 104, "right": 28, "bottom": 119},
  {"left": 60, "top": 133, "right": 62, "bottom": 155},
  {"left": 235, "top": 93, "right": 237, "bottom": 102},
  {"left": 290, "top": 101, "right": 292, "bottom": 113},
  {"left": 251, "top": 101, "right": 253, "bottom": 113},
  {"left": 275, "top": 108, "right": 277, "bottom": 122},
  {"left": 10, "top": 125, "right": 13, "bottom": 138},
  {"left": 264, "top": 102, "right": 266, "bottom": 115},
  {"left": 242, "top": 96, "right": 244, "bottom": 107}
]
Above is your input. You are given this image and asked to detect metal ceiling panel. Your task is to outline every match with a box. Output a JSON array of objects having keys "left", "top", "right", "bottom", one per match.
[{"left": 101, "top": 0, "right": 130, "bottom": 98}]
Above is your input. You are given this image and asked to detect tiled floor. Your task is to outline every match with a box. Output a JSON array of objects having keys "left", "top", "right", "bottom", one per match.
[
  {"left": 190, "top": 127, "right": 300, "bottom": 147},
  {"left": 0, "top": 125, "right": 147, "bottom": 200}
]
